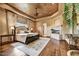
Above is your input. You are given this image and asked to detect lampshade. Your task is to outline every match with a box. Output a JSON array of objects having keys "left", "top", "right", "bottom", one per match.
[
  {"left": 10, "top": 26, "right": 14, "bottom": 30},
  {"left": 25, "top": 25, "right": 28, "bottom": 28},
  {"left": 31, "top": 28, "right": 33, "bottom": 30}
]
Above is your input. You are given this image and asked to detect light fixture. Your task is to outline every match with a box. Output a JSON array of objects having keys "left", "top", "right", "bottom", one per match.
[
  {"left": 25, "top": 25, "right": 28, "bottom": 28},
  {"left": 35, "top": 8, "right": 39, "bottom": 16},
  {"left": 10, "top": 26, "right": 14, "bottom": 30},
  {"left": 31, "top": 28, "right": 33, "bottom": 31},
  {"left": 10, "top": 26, "right": 15, "bottom": 34},
  {"left": 30, "top": 28, "right": 33, "bottom": 32}
]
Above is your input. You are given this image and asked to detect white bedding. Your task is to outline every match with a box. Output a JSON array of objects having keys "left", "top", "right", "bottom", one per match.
[{"left": 16, "top": 33, "right": 38, "bottom": 43}]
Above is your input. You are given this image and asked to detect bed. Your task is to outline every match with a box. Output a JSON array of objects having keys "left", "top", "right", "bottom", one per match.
[
  {"left": 15, "top": 22, "right": 39, "bottom": 44},
  {"left": 16, "top": 33, "right": 39, "bottom": 44}
]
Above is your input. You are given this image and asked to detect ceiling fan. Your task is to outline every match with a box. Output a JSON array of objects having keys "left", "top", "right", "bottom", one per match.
[{"left": 35, "top": 8, "right": 39, "bottom": 17}]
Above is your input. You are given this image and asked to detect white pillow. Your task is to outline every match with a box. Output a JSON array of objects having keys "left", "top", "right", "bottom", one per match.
[{"left": 19, "top": 30, "right": 24, "bottom": 33}]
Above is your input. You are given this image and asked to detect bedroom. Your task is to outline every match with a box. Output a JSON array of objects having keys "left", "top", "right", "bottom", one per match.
[{"left": 0, "top": 3, "right": 79, "bottom": 56}]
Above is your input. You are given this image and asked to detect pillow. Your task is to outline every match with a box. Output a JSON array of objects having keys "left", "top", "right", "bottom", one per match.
[{"left": 19, "top": 30, "right": 24, "bottom": 34}]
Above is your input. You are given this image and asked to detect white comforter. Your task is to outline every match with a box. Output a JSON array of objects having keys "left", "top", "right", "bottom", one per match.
[{"left": 16, "top": 33, "right": 38, "bottom": 43}]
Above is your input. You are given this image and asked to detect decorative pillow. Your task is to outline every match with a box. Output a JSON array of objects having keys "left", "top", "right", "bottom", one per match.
[{"left": 19, "top": 30, "right": 24, "bottom": 34}]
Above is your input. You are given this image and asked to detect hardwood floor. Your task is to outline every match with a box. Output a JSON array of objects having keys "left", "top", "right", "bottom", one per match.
[
  {"left": 0, "top": 43, "right": 26, "bottom": 56},
  {"left": 0, "top": 39, "right": 69, "bottom": 56},
  {"left": 40, "top": 39, "right": 69, "bottom": 56}
]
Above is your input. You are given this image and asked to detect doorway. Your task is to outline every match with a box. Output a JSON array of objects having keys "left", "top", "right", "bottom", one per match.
[{"left": 43, "top": 23, "right": 48, "bottom": 36}]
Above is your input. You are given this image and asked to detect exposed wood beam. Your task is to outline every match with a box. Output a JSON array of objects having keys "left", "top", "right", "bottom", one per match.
[
  {"left": 4, "top": 3, "right": 59, "bottom": 21},
  {"left": 5, "top": 3, "right": 36, "bottom": 19},
  {"left": 6, "top": 9, "right": 34, "bottom": 22},
  {"left": 5, "top": 3, "right": 58, "bottom": 20},
  {"left": 0, "top": 4, "right": 35, "bottom": 22}
]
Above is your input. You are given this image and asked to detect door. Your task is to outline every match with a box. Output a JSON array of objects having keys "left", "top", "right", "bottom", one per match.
[{"left": 43, "top": 23, "right": 48, "bottom": 36}]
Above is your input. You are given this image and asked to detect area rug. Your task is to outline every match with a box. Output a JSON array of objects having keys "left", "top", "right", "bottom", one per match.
[{"left": 11, "top": 37, "right": 50, "bottom": 56}]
